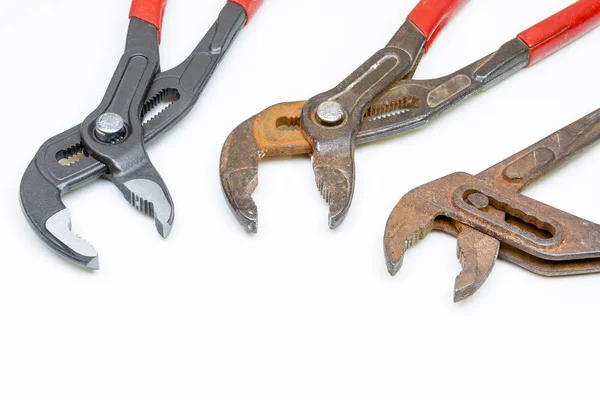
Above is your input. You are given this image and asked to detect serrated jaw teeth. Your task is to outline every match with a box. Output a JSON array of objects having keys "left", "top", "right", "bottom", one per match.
[
  {"left": 453, "top": 228, "right": 500, "bottom": 302},
  {"left": 384, "top": 226, "right": 426, "bottom": 276},
  {"left": 383, "top": 195, "right": 438, "bottom": 277},
  {"left": 124, "top": 179, "right": 174, "bottom": 238},
  {"left": 45, "top": 209, "right": 99, "bottom": 270},
  {"left": 313, "top": 165, "right": 352, "bottom": 229}
]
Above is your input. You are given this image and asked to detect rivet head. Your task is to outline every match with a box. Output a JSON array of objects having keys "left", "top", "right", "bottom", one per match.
[
  {"left": 95, "top": 113, "right": 125, "bottom": 143},
  {"left": 316, "top": 101, "right": 345, "bottom": 126}
]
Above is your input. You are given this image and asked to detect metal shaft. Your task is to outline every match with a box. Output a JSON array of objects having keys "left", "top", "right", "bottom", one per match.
[{"left": 477, "top": 108, "right": 600, "bottom": 192}]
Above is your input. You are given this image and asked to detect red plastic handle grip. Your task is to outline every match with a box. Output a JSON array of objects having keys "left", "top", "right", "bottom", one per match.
[
  {"left": 408, "top": 0, "right": 468, "bottom": 51},
  {"left": 518, "top": 0, "right": 600, "bottom": 66},
  {"left": 229, "top": 0, "right": 263, "bottom": 23},
  {"left": 129, "top": 0, "right": 168, "bottom": 41}
]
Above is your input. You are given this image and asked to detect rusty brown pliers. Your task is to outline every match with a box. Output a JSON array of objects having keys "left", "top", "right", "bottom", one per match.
[
  {"left": 384, "top": 108, "right": 600, "bottom": 302},
  {"left": 220, "top": 0, "right": 600, "bottom": 233}
]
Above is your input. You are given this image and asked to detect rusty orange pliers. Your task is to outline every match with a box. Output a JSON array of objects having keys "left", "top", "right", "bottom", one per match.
[{"left": 220, "top": 0, "right": 600, "bottom": 233}]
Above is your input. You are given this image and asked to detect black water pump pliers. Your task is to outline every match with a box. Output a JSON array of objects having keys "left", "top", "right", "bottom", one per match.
[{"left": 20, "top": 0, "right": 262, "bottom": 269}]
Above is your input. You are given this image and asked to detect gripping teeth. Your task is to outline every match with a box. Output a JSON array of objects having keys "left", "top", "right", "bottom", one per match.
[
  {"left": 141, "top": 88, "right": 181, "bottom": 125},
  {"left": 275, "top": 116, "right": 302, "bottom": 131},
  {"left": 56, "top": 142, "right": 89, "bottom": 166},
  {"left": 383, "top": 196, "right": 438, "bottom": 276},
  {"left": 130, "top": 191, "right": 155, "bottom": 217},
  {"left": 363, "top": 96, "right": 420, "bottom": 121},
  {"left": 457, "top": 245, "right": 467, "bottom": 267},
  {"left": 45, "top": 209, "right": 99, "bottom": 270},
  {"left": 313, "top": 166, "right": 352, "bottom": 229},
  {"left": 404, "top": 226, "right": 427, "bottom": 250},
  {"left": 453, "top": 226, "right": 500, "bottom": 302},
  {"left": 384, "top": 224, "right": 429, "bottom": 276},
  {"left": 317, "top": 177, "right": 331, "bottom": 203},
  {"left": 123, "top": 179, "right": 174, "bottom": 238}
]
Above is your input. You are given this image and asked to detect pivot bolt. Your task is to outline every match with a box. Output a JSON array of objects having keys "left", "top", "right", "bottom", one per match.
[
  {"left": 467, "top": 193, "right": 489, "bottom": 210},
  {"left": 316, "top": 101, "right": 345, "bottom": 126},
  {"left": 95, "top": 113, "right": 126, "bottom": 143}
]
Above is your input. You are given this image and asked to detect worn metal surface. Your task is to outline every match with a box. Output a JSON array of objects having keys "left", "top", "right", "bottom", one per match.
[
  {"left": 383, "top": 108, "right": 600, "bottom": 302},
  {"left": 301, "top": 20, "right": 427, "bottom": 229},
  {"left": 20, "top": 3, "right": 248, "bottom": 269},
  {"left": 220, "top": 37, "right": 531, "bottom": 232}
]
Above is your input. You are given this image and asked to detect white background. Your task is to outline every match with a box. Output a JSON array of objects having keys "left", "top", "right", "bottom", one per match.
[{"left": 1, "top": 0, "right": 600, "bottom": 398}]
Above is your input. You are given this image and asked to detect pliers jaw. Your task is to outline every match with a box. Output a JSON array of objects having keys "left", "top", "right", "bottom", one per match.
[
  {"left": 20, "top": 150, "right": 99, "bottom": 269},
  {"left": 220, "top": 101, "right": 308, "bottom": 233},
  {"left": 78, "top": 16, "right": 176, "bottom": 238},
  {"left": 218, "top": 38, "right": 531, "bottom": 234},
  {"left": 220, "top": 0, "right": 600, "bottom": 234},
  {"left": 384, "top": 108, "right": 600, "bottom": 302},
  {"left": 300, "top": 20, "right": 427, "bottom": 229},
  {"left": 20, "top": 1, "right": 253, "bottom": 269},
  {"left": 220, "top": 116, "right": 261, "bottom": 233}
]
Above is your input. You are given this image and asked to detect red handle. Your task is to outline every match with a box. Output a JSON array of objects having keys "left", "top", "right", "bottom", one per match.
[
  {"left": 518, "top": 0, "right": 600, "bottom": 66},
  {"left": 129, "top": 0, "right": 168, "bottom": 41},
  {"left": 408, "top": 0, "right": 468, "bottom": 51},
  {"left": 229, "top": 0, "right": 263, "bottom": 23}
]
